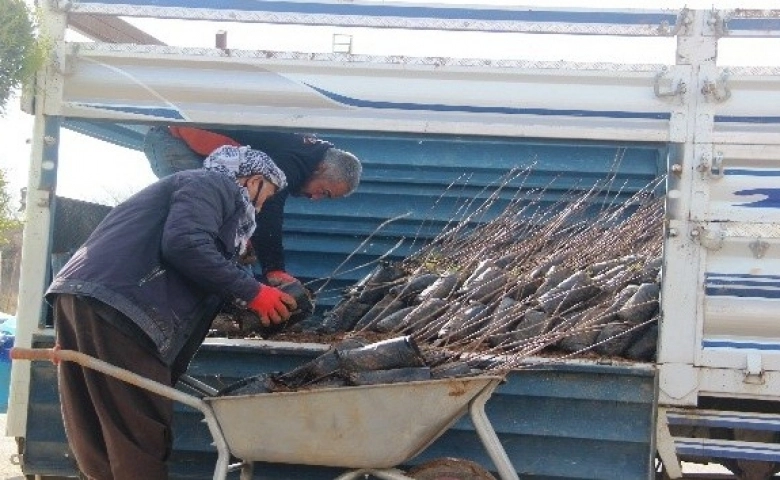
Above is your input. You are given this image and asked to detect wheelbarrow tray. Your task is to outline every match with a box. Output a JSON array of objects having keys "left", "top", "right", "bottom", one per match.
[{"left": 205, "top": 375, "right": 503, "bottom": 469}]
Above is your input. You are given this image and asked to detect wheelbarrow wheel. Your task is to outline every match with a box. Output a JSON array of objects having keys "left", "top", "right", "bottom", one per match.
[{"left": 408, "top": 457, "right": 497, "bottom": 480}]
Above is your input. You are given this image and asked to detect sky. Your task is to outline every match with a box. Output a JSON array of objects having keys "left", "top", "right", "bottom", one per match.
[{"left": 1, "top": 0, "right": 779, "bottom": 207}]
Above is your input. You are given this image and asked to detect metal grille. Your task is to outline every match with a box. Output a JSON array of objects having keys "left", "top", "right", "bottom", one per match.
[{"left": 51, "top": 196, "right": 112, "bottom": 254}]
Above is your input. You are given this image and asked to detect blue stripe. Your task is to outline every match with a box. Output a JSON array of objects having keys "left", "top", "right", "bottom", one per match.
[
  {"left": 706, "top": 286, "right": 780, "bottom": 298},
  {"left": 725, "top": 169, "right": 780, "bottom": 177},
  {"left": 703, "top": 340, "right": 780, "bottom": 351},
  {"left": 676, "top": 442, "right": 780, "bottom": 462},
  {"left": 74, "top": 103, "right": 185, "bottom": 120},
  {"left": 707, "top": 273, "right": 780, "bottom": 281},
  {"left": 706, "top": 272, "right": 780, "bottom": 298},
  {"left": 728, "top": 18, "right": 780, "bottom": 32},
  {"left": 306, "top": 84, "right": 672, "bottom": 120},
  {"left": 668, "top": 414, "right": 780, "bottom": 431},
  {"left": 676, "top": 418, "right": 780, "bottom": 430},
  {"left": 715, "top": 115, "right": 780, "bottom": 124},
  {"left": 76, "top": 0, "right": 678, "bottom": 26},
  {"left": 706, "top": 279, "right": 780, "bottom": 288},
  {"left": 734, "top": 188, "right": 780, "bottom": 209}
]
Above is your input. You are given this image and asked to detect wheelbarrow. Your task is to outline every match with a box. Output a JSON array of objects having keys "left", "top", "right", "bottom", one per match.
[{"left": 11, "top": 347, "right": 520, "bottom": 480}]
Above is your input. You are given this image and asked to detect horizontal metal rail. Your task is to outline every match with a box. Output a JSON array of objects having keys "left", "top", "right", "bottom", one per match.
[
  {"left": 56, "top": 3, "right": 780, "bottom": 39},
  {"left": 718, "top": 9, "right": 780, "bottom": 38},
  {"left": 667, "top": 408, "right": 780, "bottom": 432},
  {"left": 675, "top": 438, "right": 780, "bottom": 463},
  {"left": 60, "top": 0, "right": 681, "bottom": 36}
]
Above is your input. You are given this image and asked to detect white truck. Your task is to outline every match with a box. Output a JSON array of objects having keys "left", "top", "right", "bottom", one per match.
[{"left": 6, "top": 2, "right": 780, "bottom": 479}]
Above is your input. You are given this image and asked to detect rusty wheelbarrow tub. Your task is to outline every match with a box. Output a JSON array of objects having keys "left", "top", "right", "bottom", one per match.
[{"left": 11, "top": 347, "right": 519, "bottom": 480}]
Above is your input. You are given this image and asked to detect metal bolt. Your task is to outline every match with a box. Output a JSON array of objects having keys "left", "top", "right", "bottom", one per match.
[
  {"left": 668, "top": 228, "right": 678, "bottom": 237},
  {"left": 671, "top": 164, "right": 683, "bottom": 175},
  {"left": 750, "top": 239, "right": 769, "bottom": 259},
  {"left": 43, "top": 135, "right": 57, "bottom": 146},
  {"left": 216, "top": 30, "right": 228, "bottom": 50}
]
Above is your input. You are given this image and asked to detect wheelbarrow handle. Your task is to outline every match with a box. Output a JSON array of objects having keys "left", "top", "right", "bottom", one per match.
[
  {"left": 11, "top": 346, "right": 233, "bottom": 480},
  {"left": 10, "top": 347, "right": 205, "bottom": 411},
  {"left": 10, "top": 347, "right": 59, "bottom": 362}
]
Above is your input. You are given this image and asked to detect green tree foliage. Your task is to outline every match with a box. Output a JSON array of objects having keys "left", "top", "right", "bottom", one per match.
[
  {"left": 0, "top": 169, "right": 22, "bottom": 246},
  {"left": 0, "top": 169, "right": 22, "bottom": 313},
  {"left": 0, "top": 0, "right": 46, "bottom": 116}
]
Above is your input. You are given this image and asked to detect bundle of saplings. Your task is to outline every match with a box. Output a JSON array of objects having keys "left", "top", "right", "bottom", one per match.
[
  {"left": 212, "top": 174, "right": 664, "bottom": 369},
  {"left": 217, "top": 335, "right": 481, "bottom": 396},
  {"left": 320, "top": 180, "right": 664, "bottom": 364}
]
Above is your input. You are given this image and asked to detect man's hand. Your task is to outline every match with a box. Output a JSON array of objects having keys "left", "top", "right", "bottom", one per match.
[
  {"left": 247, "top": 285, "right": 297, "bottom": 326},
  {"left": 265, "top": 270, "right": 300, "bottom": 286}
]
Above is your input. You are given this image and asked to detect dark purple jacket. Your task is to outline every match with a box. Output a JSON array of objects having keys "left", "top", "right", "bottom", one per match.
[
  {"left": 47, "top": 169, "right": 259, "bottom": 366},
  {"left": 212, "top": 129, "right": 332, "bottom": 273}
]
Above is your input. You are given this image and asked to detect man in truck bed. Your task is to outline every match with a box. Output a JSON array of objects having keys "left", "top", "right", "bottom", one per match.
[{"left": 144, "top": 126, "right": 362, "bottom": 286}]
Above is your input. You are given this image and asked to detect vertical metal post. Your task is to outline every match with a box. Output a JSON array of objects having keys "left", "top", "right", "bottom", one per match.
[
  {"left": 655, "top": 408, "right": 683, "bottom": 478},
  {"left": 658, "top": 9, "right": 718, "bottom": 408},
  {"left": 656, "top": 8, "right": 720, "bottom": 475},
  {"left": 6, "top": 1, "right": 67, "bottom": 438}
]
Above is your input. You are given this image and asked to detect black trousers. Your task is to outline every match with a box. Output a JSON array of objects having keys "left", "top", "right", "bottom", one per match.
[{"left": 53, "top": 294, "right": 173, "bottom": 480}]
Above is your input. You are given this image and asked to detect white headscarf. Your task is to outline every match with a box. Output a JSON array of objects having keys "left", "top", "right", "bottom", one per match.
[
  {"left": 203, "top": 145, "right": 287, "bottom": 189},
  {"left": 203, "top": 146, "right": 288, "bottom": 254}
]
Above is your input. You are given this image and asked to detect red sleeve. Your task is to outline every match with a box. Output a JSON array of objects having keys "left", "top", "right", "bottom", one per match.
[{"left": 168, "top": 126, "right": 241, "bottom": 156}]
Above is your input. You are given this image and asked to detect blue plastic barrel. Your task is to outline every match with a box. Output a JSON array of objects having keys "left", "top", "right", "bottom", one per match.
[{"left": 0, "top": 313, "right": 16, "bottom": 413}]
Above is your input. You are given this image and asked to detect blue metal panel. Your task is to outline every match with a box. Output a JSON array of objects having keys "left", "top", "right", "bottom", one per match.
[
  {"left": 63, "top": 119, "right": 147, "bottom": 151},
  {"left": 23, "top": 335, "right": 656, "bottom": 480},
  {"left": 22, "top": 339, "right": 76, "bottom": 477},
  {"left": 281, "top": 132, "right": 665, "bottom": 307}
]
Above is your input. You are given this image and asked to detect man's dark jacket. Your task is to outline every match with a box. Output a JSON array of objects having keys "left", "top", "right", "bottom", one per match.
[
  {"left": 47, "top": 170, "right": 259, "bottom": 369},
  {"left": 212, "top": 129, "right": 333, "bottom": 273}
]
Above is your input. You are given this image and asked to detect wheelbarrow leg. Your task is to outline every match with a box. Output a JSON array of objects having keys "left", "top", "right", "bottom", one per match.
[
  {"left": 239, "top": 461, "right": 254, "bottom": 480},
  {"left": 469, "top": 381, "right": 519, "bottom": 480},
  {"left": 205, "top": 412, "right": 231, "bottom": 480},
  {"left": 335, "top": 468, "right": 412, "bottom": 480}
]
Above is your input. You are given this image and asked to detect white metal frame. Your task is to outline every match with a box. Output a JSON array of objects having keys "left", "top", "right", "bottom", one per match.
[
  {"left": 8, "top": 2, "right": 780, "bottom": 471},
  {"left": 659, "top": 10, "right": 780, "bottom": 407}
]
